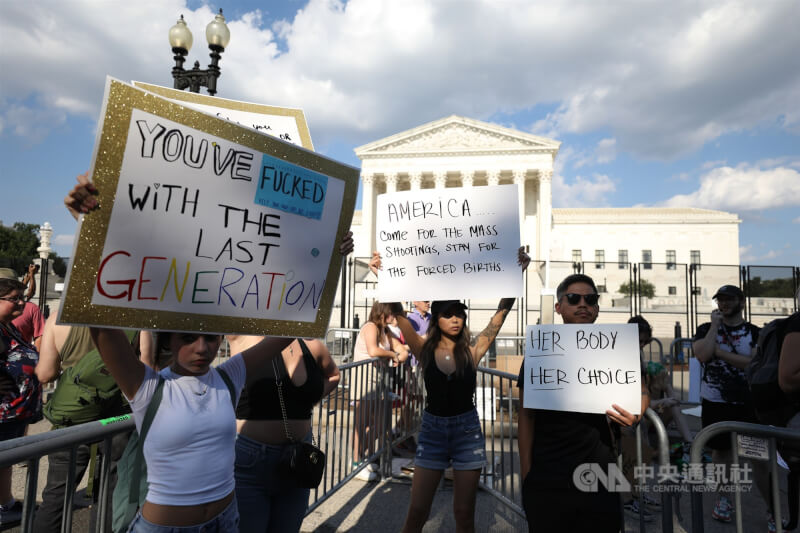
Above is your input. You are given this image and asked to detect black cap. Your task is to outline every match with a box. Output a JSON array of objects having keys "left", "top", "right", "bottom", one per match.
[
  {"left": 712, "top": 285, "right": 744, "bottom": 300},
  {"left": 431, "top": 300, "right": 468, "bottom": 317}
]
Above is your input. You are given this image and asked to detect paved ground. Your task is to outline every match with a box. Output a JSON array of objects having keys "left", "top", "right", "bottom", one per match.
[{"left": 3, "top": 412, "right": 796, "bottom": 532}]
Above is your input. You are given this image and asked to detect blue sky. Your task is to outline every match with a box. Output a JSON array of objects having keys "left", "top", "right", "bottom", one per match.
[{"left": 1, "top": 0, "right": 798, "bottom": 265}]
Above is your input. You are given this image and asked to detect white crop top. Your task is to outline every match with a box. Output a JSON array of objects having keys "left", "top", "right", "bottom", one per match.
[{"left": 126, "top": 356, "right": 246, "bottom": 506}]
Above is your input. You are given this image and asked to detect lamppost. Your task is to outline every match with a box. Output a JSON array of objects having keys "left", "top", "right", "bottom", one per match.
[
  {"left": 168, "top": 9, "right": 231, "bottom": 96},
  {"left": 37, "top": 222, "right": 53, "bottom": 312}
]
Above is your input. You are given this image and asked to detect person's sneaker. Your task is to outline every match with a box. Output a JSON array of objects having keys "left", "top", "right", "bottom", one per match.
[
  {"left": 767, "top": 512, "right": 794, "bottom": 533},
  {"left": 355, "top": 468, "right": 378, "bottom": 481},
  {"left": 624, "top": 499, "right": 654, "bottom": 522},
  {"left": 641, "top": 493, "right": 662, "bottom": 509},
  {"left": 365, "top": 462, "right": 379, "bottom": 472},
  {"left": 0, "top": 500, "right": 23, "bottom": 525},
  {"left": 711, "top": 496, "right": 733, "bottom": 522}
]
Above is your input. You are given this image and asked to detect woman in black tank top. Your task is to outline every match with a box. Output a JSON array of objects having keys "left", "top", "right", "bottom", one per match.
[{"left": 371, "top": 247, "right": 530, "bottom": 533}]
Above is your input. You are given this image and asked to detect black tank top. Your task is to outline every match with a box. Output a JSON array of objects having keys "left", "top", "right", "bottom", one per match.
[
  {"left": 235, "top": 339, "right": 324, "bottom": 420},
  {"left": 423, "top": 358, "right": 476, "bottom": 416}
]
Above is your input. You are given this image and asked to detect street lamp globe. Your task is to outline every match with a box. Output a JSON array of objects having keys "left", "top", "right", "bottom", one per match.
[
  {"left": 168, "top": 15, "right": 193, "bottom": 52},
  {"left": 205, "top": 9, "right": 230, "bottom": 50}
]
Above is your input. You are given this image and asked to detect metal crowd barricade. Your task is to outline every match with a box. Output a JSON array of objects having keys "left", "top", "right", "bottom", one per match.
[
  {"left": 0, "top": 416, "right": 134, "bottom": 533},
  {"left": 689, "top": 421, "right": 800, "bottom": 533}
]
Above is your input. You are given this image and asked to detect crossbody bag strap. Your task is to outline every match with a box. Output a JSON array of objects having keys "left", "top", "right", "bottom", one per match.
[
  {"left": 272, "top": 357, "right": 296, "bottom": 443},
  {"left": 129, "top": 376, "right": 164, "bottom": 504},
  {"left": 216, "top": 367, "right": 237, "bottom": 409}
]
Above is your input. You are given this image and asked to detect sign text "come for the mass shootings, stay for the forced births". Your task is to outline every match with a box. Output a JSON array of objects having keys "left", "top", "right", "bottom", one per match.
[
  {"left": 522, "top": 323, "right": 642, "bottom": 415},
  {"left": 375, "top": 184, "right": 522, "bottom": 302}
]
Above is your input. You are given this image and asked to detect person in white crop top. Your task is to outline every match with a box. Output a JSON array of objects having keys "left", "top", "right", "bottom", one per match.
[{"left": 66, "top": 176, "right": 295, "bottom": 532}]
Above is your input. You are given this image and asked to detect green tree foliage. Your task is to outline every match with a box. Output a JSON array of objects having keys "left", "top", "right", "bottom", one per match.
[
  {"left": 618, "top": 279, "right": 656, "bottom": 298},
  {"left": 748, "top": 276, "right": 795, "bottom": 298},
  {"left": 0, "top": 222, "right": 67, "bottom": 278}
]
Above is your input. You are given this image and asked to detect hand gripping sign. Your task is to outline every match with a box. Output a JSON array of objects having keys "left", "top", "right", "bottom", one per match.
[{"left": 59, "top": 78, "right": 358, "bottom": 337}]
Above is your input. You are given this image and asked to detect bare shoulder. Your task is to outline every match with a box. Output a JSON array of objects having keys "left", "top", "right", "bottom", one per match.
[{"left": 302, "top": 338, "right": 331, "bottom": 358}]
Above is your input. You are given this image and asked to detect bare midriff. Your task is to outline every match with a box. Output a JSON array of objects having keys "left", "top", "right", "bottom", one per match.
[
  {"left": 141, "top": 491, "right": 234, "bottom": 526},
  {"left": 236, "top": 418, "right": 312, "bottom": 444}
]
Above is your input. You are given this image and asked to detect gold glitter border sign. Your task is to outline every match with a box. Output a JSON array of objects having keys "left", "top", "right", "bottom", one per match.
[
  {"left": 59, "top": 77, "right": 358, "bottom": 338},
  {"left": 132, "top": 81, "right": 314, "bottom": 150}
]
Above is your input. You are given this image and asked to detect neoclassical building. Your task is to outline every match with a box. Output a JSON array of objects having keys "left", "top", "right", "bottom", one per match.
[
  {"left": 353, "top": 115, "right": 560, "bottom": 261},
  {"left": 347, "top": 115, "right": 744, "bottom": 334}
]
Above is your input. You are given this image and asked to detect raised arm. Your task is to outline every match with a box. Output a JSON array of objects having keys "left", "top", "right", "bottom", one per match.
[
  {"left": 470, "top": 246, "right": 530, "bottom": 364},
  {"left": 35, "top": 314, "right": 65, "bottom": 383},
  {"left": 306, "top": 339, "right": 340, "bottom": 396},
  {"left": 89, "top": 327, "right": 146, "bottom": 399}
]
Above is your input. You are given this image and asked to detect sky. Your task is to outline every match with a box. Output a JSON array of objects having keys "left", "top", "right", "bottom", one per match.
[{"left": 1, "top": 0, "right": 798, "bottom": 266}]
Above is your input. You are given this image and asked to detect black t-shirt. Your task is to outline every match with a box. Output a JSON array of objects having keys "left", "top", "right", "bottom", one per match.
[
  {"left": 516, "top": 364, "right": 617, "bottom": 489},
  {"left": 786, "top": 312, "right": 800, "bottom": 335},
  {"left": 694, "top": 321, "right": 759, "bottom": 404}
]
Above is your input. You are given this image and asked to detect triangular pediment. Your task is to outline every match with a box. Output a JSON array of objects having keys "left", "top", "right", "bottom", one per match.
[{"left": 355, "top": 115, "right": 560, "bottom": 157}]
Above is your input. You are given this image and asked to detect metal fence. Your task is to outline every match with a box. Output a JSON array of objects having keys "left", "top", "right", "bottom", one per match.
[{"left": 689, "top": 422, "right": 800, "bottom": 533}]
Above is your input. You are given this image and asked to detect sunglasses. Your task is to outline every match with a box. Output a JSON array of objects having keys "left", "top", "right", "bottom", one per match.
[{"left": 563, "top": 293, "right": 599, "bottom": 306}]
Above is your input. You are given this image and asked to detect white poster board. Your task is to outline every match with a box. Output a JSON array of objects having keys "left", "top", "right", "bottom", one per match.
[
  {"left": 522, "top": 323, "right": 641, "bottom": 414},
  {"left": 132, "top": 82, "right": 314, "bottom": 150},
  {"left": 374, "top": 185, "right": 522, "bottom": 301},
  {"left": 59, "top": 78, "right": 358, "bottom": 337}
]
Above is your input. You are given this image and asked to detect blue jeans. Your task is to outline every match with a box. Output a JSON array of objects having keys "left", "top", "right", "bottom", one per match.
[
  {"left": 415, "top": 409, "right": 486, "bottom": 471},
  {"left": 126, "top": 497, "right": 239, "bottom": 533},
  {"left": 234, "top": 433, "right": 310, "bottom": 533}
]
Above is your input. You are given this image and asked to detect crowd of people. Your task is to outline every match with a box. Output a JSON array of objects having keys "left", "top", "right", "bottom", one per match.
[{"left": 0, "top": 173, "right": 796, "bottom": 533}]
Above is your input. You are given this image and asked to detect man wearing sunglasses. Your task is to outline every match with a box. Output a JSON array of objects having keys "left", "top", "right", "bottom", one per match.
[{"left": 516, "top": 274, "right": 646, "bottom": 532}]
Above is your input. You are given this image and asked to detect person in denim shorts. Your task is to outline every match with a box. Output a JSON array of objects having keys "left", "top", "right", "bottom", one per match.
[{"left": 371, "top": 247, "right": 530, "bottom": 532}]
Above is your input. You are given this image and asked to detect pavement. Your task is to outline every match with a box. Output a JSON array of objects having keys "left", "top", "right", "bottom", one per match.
[{"left": 3, "top": 411, "right": 796, "bottom": 532}]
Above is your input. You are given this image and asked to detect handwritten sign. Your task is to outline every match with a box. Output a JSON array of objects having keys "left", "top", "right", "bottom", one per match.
[
  {"left": 522, "top": 323, "right": 641, "bottom": 415},
  {"left": 59, "top": 78, "right": 358, "bottom": 337},
  {"left": 374, "top": 185, "right": 521, "bottom": 301},
  {"left": 132, "top": 81, "right": 314, "bottom": 150}
]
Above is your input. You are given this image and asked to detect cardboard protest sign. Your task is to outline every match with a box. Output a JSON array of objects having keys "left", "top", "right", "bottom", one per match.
[
  {"left": 132, "top": 81, "right": 314, "bottom": 150},
  {"left": 374, "top": 185, "right": 522, "bottom": 301},
  {"left": 522, "top": 323, "right": 641, "bottom": 414},
  {"left": 59, "top": 78, "right": 358, "bottom": 337}
]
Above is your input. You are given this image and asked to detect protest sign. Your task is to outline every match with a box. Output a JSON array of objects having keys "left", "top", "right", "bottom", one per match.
[
  {"left": 522, "top": 323, "right": 641, "bottom": 414},
  {"left": 59, "top": 78, "right": 358, "bottom": 337},
  {"left": 374, "top": 185, "right": 521, "bottom": 301},
  {"left": 132, "top": 81, "right": 314, "bottom": 150}
]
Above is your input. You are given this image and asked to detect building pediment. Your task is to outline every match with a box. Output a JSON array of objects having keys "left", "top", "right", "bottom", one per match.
[{"left": 355, "top": 115, "right": 560, "bottom": 157}]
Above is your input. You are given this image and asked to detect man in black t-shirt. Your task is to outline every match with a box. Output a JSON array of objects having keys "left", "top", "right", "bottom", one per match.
[
  {"left": 692, "top": 284, "right": 765, "bottom": 523},
  {"left": 516, "top": 274, "right": 648, "bottom": 532}
]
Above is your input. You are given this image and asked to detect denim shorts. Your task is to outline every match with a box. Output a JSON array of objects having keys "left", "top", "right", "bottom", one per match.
[
  {"left": 126, "top": 496, "right": 239, "bottom": 533},
  {"left": 415, "top": 409, "right": 486, "bottom": 471}
]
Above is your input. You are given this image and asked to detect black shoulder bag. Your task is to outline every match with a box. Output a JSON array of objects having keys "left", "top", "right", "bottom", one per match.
[{"left": 272, "top": 352, "right": 326, "bottom": 488}]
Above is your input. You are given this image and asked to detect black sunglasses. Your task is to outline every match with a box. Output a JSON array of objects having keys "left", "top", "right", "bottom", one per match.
[{"left": 563, "top": 293, "right": 599, "bottom": 306}]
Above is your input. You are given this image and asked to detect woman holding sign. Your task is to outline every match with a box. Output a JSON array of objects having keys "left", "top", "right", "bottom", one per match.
[
  {"left": 370, "top": 247, "right": 530, "bottom": 533},
  {"left": 65, "top": 177, "right": 317, "bottom": 532}
]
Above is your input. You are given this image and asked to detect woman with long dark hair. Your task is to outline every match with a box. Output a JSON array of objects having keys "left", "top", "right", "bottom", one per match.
[{"left": 370, "top": 247, "right": 529, "bottom": 532}]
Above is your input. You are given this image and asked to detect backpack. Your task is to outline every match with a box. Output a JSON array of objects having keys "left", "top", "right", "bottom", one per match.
[
  {"left": 747, "top": 314, "right": 800, "bottom": 428},
  {"left": 111, "top": 367, "right": 236, "bottom": 533},
  {"left": 43, "top": 331, "right": 136, "bottom": 427}
]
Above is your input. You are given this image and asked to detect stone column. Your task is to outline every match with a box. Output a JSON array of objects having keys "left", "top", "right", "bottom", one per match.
[
  {"left": 538, "top": 169, "right": 553, "bottom": 263},
  {"left": 361, "top": 173, "right": 376, "bottom": 255},
  {"left": 433, "top": 171, "right": 447, "bottom": 189},
  {"left": 486, "top": 169, "right": 500, "bottom": 186},
  {"left": 408, "top": 171, "right": 422, "bottom": 191},
  {"left": 385, "top": 172, "right": 398, "bottom": 194},
  {"left": 513, "top": 169, "right": 527, "bottom": 242},
  {"left": 461, "top": 170, "right": 474, "bottom": 188}
]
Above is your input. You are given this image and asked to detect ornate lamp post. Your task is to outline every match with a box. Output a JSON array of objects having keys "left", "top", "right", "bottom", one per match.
[
  {"left": 169, "top": 9, "right": 231, "bottom": 96},
  {"left": 37, "top": 222, "right": 53, "bottom": 311}
]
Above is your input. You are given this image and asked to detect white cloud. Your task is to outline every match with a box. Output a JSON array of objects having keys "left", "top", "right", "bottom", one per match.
[
  {"left": 739, "top": 244, "right": 782, "bottom": 262},
  {"left": 794, "top": 216, "right": 800, "bottom": 224},
  {"left": 553, "top": 173, "right": 616, "bottom": 207},
  {"left": 53, "top": 234, "right": 74, "bottom": 247},
  {"left": 662, "top": 163, "right": 800, "bottom": 211},
  {"left": 1, "top": 1, "right": 799, "bottom": 157}
]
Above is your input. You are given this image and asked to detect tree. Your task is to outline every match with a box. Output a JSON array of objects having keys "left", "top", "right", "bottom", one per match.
[
  {"left": 618, "top": 279, "right": 656, "bottom": 298},
  {"left": 0, "top": 222, "right": 67, "bottom": 278}
]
